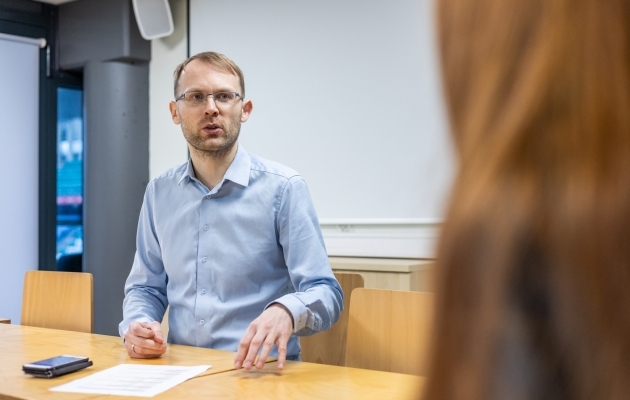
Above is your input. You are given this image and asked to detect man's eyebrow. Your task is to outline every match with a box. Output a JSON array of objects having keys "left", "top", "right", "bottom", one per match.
[
  {"left": 182, "top": 86, "right": 237, "bottom": 94},
  {"left": 181, "top": 87, "right": 204, "bottom": 93}
]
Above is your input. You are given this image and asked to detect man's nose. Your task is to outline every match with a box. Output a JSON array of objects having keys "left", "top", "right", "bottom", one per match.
[{"left": 204, "top": 95, "right": 219, "bottom": 113}]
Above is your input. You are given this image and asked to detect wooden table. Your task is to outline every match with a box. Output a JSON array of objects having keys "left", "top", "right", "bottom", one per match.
[
  {"left": 184, "top": 358, "right": 425, "bottom": 398},
  {"left": 0, "top": 324, "right": 425, "bottom": 399}
]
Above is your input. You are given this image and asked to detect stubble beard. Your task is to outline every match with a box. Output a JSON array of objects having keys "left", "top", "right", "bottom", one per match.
[{"left": 182, "top": 118, "right": 241, "bottom": 160}]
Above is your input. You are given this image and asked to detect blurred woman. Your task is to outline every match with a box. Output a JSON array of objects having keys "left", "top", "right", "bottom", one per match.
[{"left": 424, "top": 0, "right": 630, "bottom": 398}]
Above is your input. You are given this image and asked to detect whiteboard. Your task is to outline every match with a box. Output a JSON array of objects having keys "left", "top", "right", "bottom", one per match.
[
  {"left": 0, "top": 37, "right": 40, "bottom": 323},
  {"left": 189, "top": 0, "right": 455, "bottom": 221}
]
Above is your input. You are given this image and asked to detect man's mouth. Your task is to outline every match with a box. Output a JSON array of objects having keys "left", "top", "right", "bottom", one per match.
[{"left": 202, "top": 123, "right": 222, "bottom": 134}]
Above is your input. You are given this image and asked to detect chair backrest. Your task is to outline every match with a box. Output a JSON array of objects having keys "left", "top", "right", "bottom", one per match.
[
  {"left": 300, "top": 272, "right": 365, "bottom": 366},
  {"left": 345, "top": 288, "right": 434, "bottom": 375},
  {"left": 161, "top": 305, "right": 170, "bottom": 339},
  {"left": 21, "top": 270, "right": 93, "bottom": 333}
]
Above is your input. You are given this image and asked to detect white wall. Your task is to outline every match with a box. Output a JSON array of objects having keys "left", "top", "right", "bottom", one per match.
[
  {"left": 0, "top": 37, "right": 40, "bottom": 323},
  {"left": 149, "top": 0, "right": 188, "bottom": 179},
  {"left": 149, "top": 0, "right": 449, "bottom": 257},
  {"left": 190, "top": 0, "right": 455, "bottom": 221}
]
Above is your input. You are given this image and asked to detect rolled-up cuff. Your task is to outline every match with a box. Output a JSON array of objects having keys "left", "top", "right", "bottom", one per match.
[{"left": 265, "top": 294, "right": 309, "bottom": 333}]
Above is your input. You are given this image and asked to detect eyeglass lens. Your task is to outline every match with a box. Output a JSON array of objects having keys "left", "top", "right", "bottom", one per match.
[{"left": 181, "top": 92, "right": 239, "bottom": 106}]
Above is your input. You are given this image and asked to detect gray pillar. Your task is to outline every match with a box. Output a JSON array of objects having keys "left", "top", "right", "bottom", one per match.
[
  {"left": 83, "top": 61, "right": 149, "bottom": 335},
  {"left": 59, "top": 0, "right": 151, "bottom": 336}
]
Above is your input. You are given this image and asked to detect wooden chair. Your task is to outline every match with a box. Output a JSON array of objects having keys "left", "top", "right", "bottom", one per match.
[
  {"left": 161, "top": 305, "right": 170, "bottom": 339},
  {"left": 301, "top": 272, "right": 364, "bottom": 366},
  {"left": 21, "top": 270, "right": 93, "bottom": 333},
  {"left": 345, "top": 288, "right": 434, "bottom": 375}
]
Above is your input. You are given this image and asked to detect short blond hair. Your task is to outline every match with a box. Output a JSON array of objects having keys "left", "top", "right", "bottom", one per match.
[{"left": 173, "top": 51, "right": 245, "bottom": 98}]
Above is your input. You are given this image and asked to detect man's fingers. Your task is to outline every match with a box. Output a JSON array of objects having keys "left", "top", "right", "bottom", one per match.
[
  {"left": 127, "top": 341, "right": 167, "bottom": 359},
  {"left": 234, "top": 325, "right": 256, "bottom": 368},
  {"left": 243, "top": 331, "right": 265, "bottom": 370},
  {"left": 129, "top": 321, "right": 156, "bottom": 339},
  {"left": 256, "top": 336, "right": 276, "bottom": 369},
  {"left": 128, "top": 343, "right": 167, "bottom": 358},
  {"left": 148, "top": 321, "right": 165, "bottom": 344},
  {"left": 276, "top": 336, "right": 288, "bottom": 370},
  {"left": 126, "top": 322, "right": 165, "bottom": 350},
  {"left": 125, "top": 320, "right": 167, "bottom": 359},
  {"left": 135, "top": 336, "right": 167, "bottom": 350},
  {"left": 234, "top": 305, "right": 294, "bottom": 371}
]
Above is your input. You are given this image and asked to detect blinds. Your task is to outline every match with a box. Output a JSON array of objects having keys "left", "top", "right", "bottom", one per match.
[{"left": 0, "top": 37, "right": 40, "bottom": 324}]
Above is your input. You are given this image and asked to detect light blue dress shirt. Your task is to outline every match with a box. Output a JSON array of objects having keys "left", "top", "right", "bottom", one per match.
[{"left": 119, "top": 145, "right": 343, "bottom": 358}]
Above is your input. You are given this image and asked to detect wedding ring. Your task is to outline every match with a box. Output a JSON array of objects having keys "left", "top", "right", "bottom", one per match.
[{"left": 132, "top": 344, "right": 136, "bottom": 353}]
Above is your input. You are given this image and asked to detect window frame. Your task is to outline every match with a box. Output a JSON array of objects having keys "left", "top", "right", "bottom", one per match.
[{"left": 0, "top": 0, "right": 82, "bottom": 271}]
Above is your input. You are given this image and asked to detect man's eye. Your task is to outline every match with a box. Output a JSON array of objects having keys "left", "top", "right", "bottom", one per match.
[
  {"left": 215, "top": 92, "right": 233, "bottom": 102},
  {"left": 188, "top": 93, "right": 206, "bottom": 101}
]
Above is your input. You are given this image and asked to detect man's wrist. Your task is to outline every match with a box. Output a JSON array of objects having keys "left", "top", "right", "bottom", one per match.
[{"left": 268, "top": 302, "right": 295, "bottom": 329}]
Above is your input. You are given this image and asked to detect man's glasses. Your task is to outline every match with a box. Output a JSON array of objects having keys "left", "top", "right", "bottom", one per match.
[{"left": 175, "top": 91, "right": 243, "bottom": 107}]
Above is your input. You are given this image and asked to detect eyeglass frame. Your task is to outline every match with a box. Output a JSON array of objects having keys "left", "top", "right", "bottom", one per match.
[{"left": 175, "top": 91, "right": 244, "bottom": 107}]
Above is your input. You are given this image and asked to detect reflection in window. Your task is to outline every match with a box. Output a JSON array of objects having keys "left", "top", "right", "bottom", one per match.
[{"left": 56, "top": 87, "right": 83, "bottom": 271}]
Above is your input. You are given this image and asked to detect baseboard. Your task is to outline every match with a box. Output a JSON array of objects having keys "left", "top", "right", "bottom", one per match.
[{"left": 319, "top": 219, "right": 441, "bottom": 259}]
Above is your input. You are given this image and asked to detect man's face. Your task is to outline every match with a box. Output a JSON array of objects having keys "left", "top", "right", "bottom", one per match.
[{"left": 169, "top": 59, "right": 252, "bottom": 158}]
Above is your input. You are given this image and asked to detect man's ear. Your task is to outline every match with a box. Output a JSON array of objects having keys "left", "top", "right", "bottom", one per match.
[
  {"left": 169, "top": 101, "right": 181, "bottom": 125},
  {"left": 241, "top": 100, "right": 253, "bottom": 123}
]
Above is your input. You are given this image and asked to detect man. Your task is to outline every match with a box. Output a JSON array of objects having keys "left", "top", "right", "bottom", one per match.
[{"left": 119, "top": 52, "right": 343, "bottom": 370}]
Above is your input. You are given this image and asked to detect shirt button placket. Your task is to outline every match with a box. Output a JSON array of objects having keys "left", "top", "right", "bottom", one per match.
[
  {"left": 197, "top": 195, "right": 210, "bottom": 333},
  {"left": 201, "top": 221, "right": 208, "bottom": 264}
]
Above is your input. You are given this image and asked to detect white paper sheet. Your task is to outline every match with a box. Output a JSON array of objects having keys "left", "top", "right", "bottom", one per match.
[{"left": 50, "top": 364, "right": 211, "bottom": 397}]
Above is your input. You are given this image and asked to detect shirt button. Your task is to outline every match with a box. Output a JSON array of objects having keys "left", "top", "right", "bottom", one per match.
[
  {"left": 203, "top": 224, "right": 208, "bottom": 231},
  {"left": 206, "top": 195, "right": 211, "bottom": 199},
  {"left": 200, "top": 319, "right": 205, "bottom": 325},
  {"left": 201, "top": 288, "right": 207, "bottom": 294},
  {"left": 202, "top": 256, "right": 207, "bottom": 262}
]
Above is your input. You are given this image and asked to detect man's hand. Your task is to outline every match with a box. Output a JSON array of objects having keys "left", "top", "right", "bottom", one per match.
[
  {"left": 234, "top": 304, "right": 294, "bottom": 370},
  {"left": 124, "top": 321, "right": 167, "bottom": 359}
]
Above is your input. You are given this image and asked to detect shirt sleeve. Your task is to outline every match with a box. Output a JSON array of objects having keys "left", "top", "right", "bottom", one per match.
[
  {"left": 271, "top": 176, "right": 344, "bottom": 335},
  {"left": 118, "top": 183, "right": 168, "bottom": 338}
]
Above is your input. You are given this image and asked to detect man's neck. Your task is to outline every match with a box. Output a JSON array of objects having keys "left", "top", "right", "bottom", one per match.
[{"left": 189, "top": 143, "right": 238, "bottom": 190}]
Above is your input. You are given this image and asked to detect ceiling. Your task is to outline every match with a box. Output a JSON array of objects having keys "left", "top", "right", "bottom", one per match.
[{"left": 31, "top": 0, "right": 80, "bottom": 5}]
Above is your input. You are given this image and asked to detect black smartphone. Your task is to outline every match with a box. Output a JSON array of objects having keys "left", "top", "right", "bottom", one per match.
[{"left": 22, "top": 355, "right": 93, "bottom": 378}]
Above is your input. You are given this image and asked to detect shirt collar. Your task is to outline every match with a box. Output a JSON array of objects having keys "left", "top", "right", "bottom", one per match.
[
  {"left": 178, "top": 159, "right": 196, "bottom": 185},
  {"left": 177, "top": 145, "right": 251, "bottom": 187},
  {"left": 223, "top": 144, "right": 251, "bottom": 187}
]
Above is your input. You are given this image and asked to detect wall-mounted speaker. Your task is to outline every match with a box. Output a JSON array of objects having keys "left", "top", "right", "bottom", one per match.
[{"left": 132, "top": 0, "right": 174, "bottom": 40}]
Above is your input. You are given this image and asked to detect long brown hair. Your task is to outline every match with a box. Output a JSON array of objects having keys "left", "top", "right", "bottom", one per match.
[{"left": 425, "top": 0, "right": 630, "bottom": 398}]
